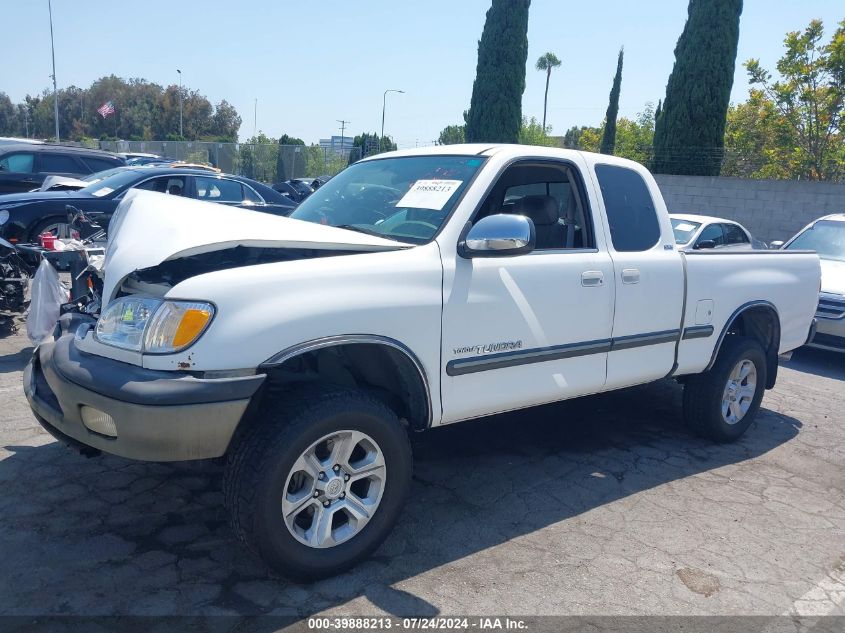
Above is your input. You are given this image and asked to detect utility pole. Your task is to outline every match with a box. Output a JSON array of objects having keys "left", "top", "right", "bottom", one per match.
[
  {"left": 48, "top": 0, "right": 60, "bottom": 141},
  {"left": 253, "top": 98, "right": 257, "bottom": 139},
  {"left": 337, "top": 119, "right": 350, "bottom": 155},
  {"left": 177, "top": 69, "right": 183, "bottom": 138}
]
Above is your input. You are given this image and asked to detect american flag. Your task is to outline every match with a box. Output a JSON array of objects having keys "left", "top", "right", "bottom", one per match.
[{"left": 97, "top": 100, "right": 115, "bottom": 118}]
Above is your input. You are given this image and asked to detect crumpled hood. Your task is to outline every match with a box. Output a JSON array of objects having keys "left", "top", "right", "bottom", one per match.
[
  {"left": 102, "top": 190, "right": 409, "bottom": 300},
  {"left": 820, "top": 258, "right": 845, "bottom": 296}
]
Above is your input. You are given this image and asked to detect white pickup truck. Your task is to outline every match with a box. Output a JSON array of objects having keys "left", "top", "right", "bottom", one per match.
[{"left": 24, "top": 145, "right": 820, "bottom": 579}]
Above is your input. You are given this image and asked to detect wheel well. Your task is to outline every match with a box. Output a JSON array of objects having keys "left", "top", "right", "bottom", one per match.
[
  {"left": 717, "top": 304, "right": 781, "bottom": 389},
  {"left": 29, "top": 215, "right": 66, "bottom": 241},
  {"left": 257, "top": 342, "right": 431, "bottom": 431}
]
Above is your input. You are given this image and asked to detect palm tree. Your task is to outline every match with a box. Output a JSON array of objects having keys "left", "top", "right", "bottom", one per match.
[{"left": 535, "top": 52, "right": 562, "bottom": 133}]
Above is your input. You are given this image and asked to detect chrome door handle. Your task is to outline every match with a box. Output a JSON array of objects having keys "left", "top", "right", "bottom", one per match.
[
  {"left": 581, "top": 270, "right": 604, "bottom": 287},
  {"left": 621, "top": 268, "right": 640, "bottom": 284}
]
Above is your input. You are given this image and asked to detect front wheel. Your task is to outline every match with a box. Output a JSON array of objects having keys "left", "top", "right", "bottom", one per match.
[
  {"left": 682, "top": 336, "right": 767, "bottom": 442},
  {"left": 224, "top": 387, "right": 412, "bottom": 580}
]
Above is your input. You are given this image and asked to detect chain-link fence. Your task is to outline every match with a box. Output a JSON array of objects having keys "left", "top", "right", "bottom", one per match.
[
  {"left": 98, "top": 141, "right": 362, "bottom": 183},
  {"left": 560, "top": 142, "right": 844, "bottom": 182}
]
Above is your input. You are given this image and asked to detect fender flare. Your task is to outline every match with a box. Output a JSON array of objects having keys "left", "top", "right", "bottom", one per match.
[
  {"left": 262, "top": 334, "right": 433, "bottom": 428},
  {"left": 705, "top": 300, "right": 781, "bottom": 386}
]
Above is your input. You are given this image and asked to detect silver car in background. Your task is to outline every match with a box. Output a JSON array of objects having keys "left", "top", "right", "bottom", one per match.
[
  {"left": 776, "top": 214, "right": 845, "bottom": 353},
  {"left": 670, "top": 213, "right": 767, "bottom": 250}
]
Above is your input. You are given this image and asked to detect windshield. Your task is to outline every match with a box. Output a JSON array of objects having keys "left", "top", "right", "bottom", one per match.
[
  {"left": 786, "top": 220, "right": 845, "bottom": 261},
  {"left": 289, "top": 155, "right": 485, "bottom": 244},
  {"left": 671, "top": 218, "right": 702, "bottom": 245},
  {"left": 81, "top": 167, "right": 127, "bottom": 183},
  {"left": 79, "top": 169, "right": 142, "bottom": 198}
]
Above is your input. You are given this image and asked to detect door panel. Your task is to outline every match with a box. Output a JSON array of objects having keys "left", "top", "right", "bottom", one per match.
[
  {"left": 589, "top": 162, "right": 685, "bottom": 390},
  {"left": 440, "top": 250, "right": 614, "bottom": 423},
  {"left": 603, "top": 250, "right": 684, "bottom": 389}
]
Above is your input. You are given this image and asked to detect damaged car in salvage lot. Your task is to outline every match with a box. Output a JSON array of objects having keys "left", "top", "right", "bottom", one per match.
[{"left": 23, "top": 145, "right": 820, "bottom": 579}]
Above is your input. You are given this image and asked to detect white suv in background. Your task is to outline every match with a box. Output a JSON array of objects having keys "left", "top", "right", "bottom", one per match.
[{"left": 778, "top": 214, "right": 845, "bottom": 353}]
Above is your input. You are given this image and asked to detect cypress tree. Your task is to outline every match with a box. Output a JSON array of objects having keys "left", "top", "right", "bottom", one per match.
[
  {"left": 600, "top": 47, "right": 624, "bottom": 155},
  {"left": 652, "top": 0, "right": 743, "bottom": 175},
  {"left": 465, "top": 0, "right": 531, "bottom": 143},
  {"left": 655, "top": 99, "right": 662, "bottom": 124}
]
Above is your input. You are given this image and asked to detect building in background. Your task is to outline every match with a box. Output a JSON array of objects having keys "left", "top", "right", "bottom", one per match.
[{"left": 319, "top": 135, "right": 354, "bottom": 155}]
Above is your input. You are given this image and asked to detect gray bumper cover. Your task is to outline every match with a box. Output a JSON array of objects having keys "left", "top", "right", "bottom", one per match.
[{"left": 24, "top": 332, "right": 265, "bottom": 462}]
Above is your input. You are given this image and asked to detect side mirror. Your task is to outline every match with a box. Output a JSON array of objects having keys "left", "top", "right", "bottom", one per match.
[
  {"left": 459, "top": 214, "right": 535, "bottom": 258},
  {"left": 695, "top": 239, "right": 717, "bottom": 250},
  {"left": 769, "top": 240, "right": 785, "bottom": 249}
]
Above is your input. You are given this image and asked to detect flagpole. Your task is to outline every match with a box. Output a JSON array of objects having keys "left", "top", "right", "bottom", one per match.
[{"left": 48, "top": 0, "right": 60, "bottom": 141}]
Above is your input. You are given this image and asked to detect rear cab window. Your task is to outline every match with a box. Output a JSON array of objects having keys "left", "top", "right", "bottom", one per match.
[{"left": 594, "top": 164, "right": 661, "bottom": 252}]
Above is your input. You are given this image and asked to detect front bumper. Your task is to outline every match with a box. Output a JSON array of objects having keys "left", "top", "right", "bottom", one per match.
[
  {"left": 807, "top": 293, "right": 845, "bottom": 353},
  {"left": 24, "top": 326, "right": 265, "bottom": 461}
]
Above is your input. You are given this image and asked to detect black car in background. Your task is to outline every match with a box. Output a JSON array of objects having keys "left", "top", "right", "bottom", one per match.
[
  {"left": 272, "top": 178, "right": 315, "bottom": 203},
  {"left": 0, "top": 144, "right": 125, "bottom": 194},
  {"left": 0, "top": 166, "right": 297, "bottom": 243}
]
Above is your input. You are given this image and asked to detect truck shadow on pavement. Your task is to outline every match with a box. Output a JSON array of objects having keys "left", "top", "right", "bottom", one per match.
[
  {"left": 782, "top": 347, "right": 845, "bottom": 381},
  {"left": 0, "top": 379, "right": 802, "bottom": 619}
]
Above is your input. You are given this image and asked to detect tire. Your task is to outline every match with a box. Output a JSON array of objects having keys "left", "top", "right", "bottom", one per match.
[
  {"left": 29, "top": 217, "right": 70, "bottom": 243},
  {"left": 224, "top": 386, "right": 412, "bottom": 580},
  {"left": 683, "top": 335, "right": 767, "bottom": 443}
]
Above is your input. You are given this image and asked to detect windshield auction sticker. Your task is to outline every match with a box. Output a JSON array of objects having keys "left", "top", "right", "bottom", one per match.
[{"left": 397, "top": 179, "right": 463, "bottom": 210}]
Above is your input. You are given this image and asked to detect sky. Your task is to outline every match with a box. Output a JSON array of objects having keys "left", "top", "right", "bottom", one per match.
[{"left": 2, "top": 0, "right": 842, "bottom": 148}]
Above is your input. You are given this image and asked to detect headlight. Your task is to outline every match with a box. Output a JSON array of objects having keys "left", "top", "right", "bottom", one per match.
[
  {"left": 95, "top": 297, "right": 214, "bottom": 353},
  {"left": 0, "top": 210, "right": 8, "bottom": 225}
]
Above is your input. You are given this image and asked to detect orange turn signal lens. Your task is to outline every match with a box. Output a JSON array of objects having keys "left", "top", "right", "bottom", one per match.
[{"left": 172, "top": 308, "right": 213, "bottom": 348}]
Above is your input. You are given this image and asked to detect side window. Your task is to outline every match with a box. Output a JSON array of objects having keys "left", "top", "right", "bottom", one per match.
[
  {"left": 479, "top": 162, "right": 593, "bottom": 250},
  {"left": 242, "top": 184, "right": 262, "bottom": 203},
  {"left": 697, "top": 223, "right": 724, "bottom": 247},
  {"left": 594, "top": 164, "right": 661, "bottom": 252},
  {"left": 135, "top": 176, "right": 186, "bottom": 196},
  {"left": 723, "top": 223, "right": 749, "bottom": 245},
  {"left": 196, "top": 176, "right": 244, "bottom": 203},
  {"left": 81, "top": 157, "right": 120, "bottom": 173},
  {"left": 0, "top": 152, "right": 36, "bottom": 173},
  {"left": 38, "top": 153, "right": 83, "bottom": 174}
]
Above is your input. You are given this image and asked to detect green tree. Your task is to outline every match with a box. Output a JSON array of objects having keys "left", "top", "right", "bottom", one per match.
[
  {"left": 600, "top": 48, "right": 624, "bottom": 155},
  {"left": 4, "top": 75, "right": 242, "bottom": 142},
  {"left": 437, "top": 124, "right": 466, "bottom": 145},
  {"left": 347, "top": 132, "right": 396, "bottom": 165},
  {"left": 276, "top": 134, "right": 306, "bottom": 181},
  {"left": 239, "top": 132, "right": 278, "bottom": 182},
  {"left": 722, "top": 90, "right": 793, "bottom": 179},
  {"left": 465, "top": 0, "right": 531, "bottom": 143},
  {"left": 518, "top": 116, "right": 558, "bottom": 147},
  {"left": 0, "top": 93, "right": 17, "bottom": 136},
  {"left": 209, "top": 100, "right": 242, "bottom": 141},
  {"left": 652, "top": 0, "right": 743, "bottom": 175},
  {"left": 535, "top": 52, "right": 562, "bottom": 132},
  {"left": 745, "top": 19, "right": 845, "bottom": 181}
]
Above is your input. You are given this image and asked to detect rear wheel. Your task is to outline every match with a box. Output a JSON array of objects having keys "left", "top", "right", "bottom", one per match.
[
  {"left": 224, "top": 387, "right": 412, "bottom": 580},
  {"left": 29, "top": 217, "right": 72, "bottom": 243},
  {"left": 683, "top": 336, "right": 767, "bottom": 442}
]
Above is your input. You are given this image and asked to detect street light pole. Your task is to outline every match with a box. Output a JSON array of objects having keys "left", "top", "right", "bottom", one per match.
[
  {"left": 177, "top": 69, "right": 183, "bottom": 138},
  {"left": 48, "top": 0, "right": 59, "bottom": 141},
  {"left": 381, "top": 89, "right": 404, "bottom": 149}
]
